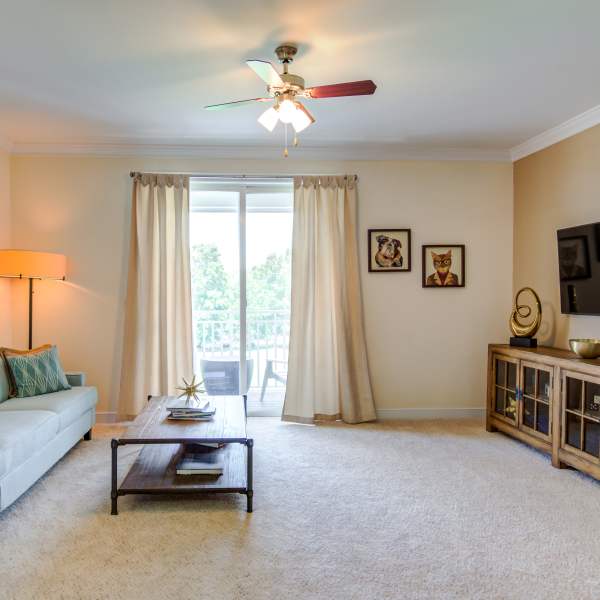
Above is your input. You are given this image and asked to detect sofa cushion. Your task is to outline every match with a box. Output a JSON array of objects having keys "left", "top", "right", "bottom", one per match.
[
  {"left": 0, "top": 410, "right": 60, "bottom": 478},
  {"left": 3, "top": 346, "right": 71, "bottom": 398},
  {"left": 0, "top": 387, "right": 97, "bottom": 432}
]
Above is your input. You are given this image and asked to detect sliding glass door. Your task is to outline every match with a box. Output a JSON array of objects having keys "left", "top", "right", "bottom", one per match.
[{"left": 189, "top": 178, "right": 293, "bottom": 416}]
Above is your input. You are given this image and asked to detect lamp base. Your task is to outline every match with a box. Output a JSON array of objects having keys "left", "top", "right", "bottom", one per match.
[{"left": 510, "top": 336, "right": 537, "bottom": 348}]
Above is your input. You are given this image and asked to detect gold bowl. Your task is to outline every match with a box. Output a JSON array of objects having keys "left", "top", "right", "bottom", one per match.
[{"left": 569, "top": 339, "right": 600, "bottom": 359}]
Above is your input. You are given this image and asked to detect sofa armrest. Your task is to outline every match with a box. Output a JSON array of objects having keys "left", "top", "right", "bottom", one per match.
[{"left": 66, "top": 372, "right": 86, "bottom": 387}]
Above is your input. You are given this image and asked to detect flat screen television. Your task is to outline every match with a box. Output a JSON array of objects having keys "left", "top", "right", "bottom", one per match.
[{"left": 558, "top": 221, "right": 600, "bottom": 315}]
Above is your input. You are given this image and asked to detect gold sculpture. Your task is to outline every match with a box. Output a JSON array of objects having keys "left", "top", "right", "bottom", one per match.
[
  {"left": 176, "top": 375, "right": 205, "bottom": 404},
  {"left": 510, "top": 287, "right": 542, "bottom": 338}
]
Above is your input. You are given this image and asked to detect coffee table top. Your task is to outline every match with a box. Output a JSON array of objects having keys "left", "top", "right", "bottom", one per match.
[{"left": 120, "top": 395, "right": 247, "bottom": 444}]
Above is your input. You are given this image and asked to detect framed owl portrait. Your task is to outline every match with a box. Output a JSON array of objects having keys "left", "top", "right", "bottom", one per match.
[{"left": 422, "top": 244, "right": 465, "bottom": 288}]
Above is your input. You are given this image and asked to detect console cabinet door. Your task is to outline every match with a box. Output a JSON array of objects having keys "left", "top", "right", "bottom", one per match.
[
  {"left": 561, "top": 370, "right": 600, "bottom": 463},
  {"left": 491, "top": 354, "right": 519, "bottom": 425},
  {"left": 519, "top": 360, "right": 552, "bottom": 440}
]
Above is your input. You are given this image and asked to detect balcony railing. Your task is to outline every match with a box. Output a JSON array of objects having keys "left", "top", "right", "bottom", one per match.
[{"left": 193, "top": 309, "right": 289, "bottom": 389}]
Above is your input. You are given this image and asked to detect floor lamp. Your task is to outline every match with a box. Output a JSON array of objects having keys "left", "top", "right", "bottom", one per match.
[{"left": 0, "top": 250, "right": 67, "bottom": 349}]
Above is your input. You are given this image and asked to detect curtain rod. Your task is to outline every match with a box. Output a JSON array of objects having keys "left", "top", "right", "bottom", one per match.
[{"left": 129, "top": 171, "right": 357, "bottom": 181}]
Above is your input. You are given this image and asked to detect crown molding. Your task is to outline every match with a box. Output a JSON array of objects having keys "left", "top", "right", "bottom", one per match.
[
  {"left": 10, "top": 140, "right": 511, "bottom": 162},
  {"left": 510, "top": 104, "right": 600, "bottom": 162}
]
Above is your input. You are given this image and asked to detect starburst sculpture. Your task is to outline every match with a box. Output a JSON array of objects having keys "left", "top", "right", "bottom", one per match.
[{"left": 176, "top": 375, "right": 205, "bottom": 405}]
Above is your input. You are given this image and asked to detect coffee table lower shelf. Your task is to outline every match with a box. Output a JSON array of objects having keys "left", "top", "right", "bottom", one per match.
[{"left": 111, "top": 440, "right": 253, "bottom": 514}]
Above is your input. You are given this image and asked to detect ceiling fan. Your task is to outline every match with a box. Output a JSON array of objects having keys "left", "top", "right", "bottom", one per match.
[{"left": 204, "top": 44, "right": 377, "bottom": 155}]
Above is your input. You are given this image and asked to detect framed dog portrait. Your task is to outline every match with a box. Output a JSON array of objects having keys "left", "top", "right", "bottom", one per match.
[
  {"left": 368, "top": 229, "right": 411, "bottom": 272},
  {"left": 422, "top": 244, "right": 465, "bottom": 287}
]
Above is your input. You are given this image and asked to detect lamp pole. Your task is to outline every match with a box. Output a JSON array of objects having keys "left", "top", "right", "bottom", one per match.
[{"left": 28, "top": 277, "right": 33, "bottom": 350}]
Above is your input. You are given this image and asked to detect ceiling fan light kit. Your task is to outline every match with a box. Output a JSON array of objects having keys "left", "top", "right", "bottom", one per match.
[{"left": 205, "top": 44, "right": 377, "bottom": 157}]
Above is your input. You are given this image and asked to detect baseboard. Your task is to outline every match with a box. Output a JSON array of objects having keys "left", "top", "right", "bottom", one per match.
[
  {"left": 376, "top": 408, "right": 485, "bottom": 420},
  {"left": 95, "top": 411, "right": 118, "bottom": 423},
  {"left": 99, "top": 408, "right": 484, "bottom": 422}
]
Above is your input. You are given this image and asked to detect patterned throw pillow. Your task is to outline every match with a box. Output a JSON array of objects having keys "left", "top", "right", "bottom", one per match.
[
  {"left": 3, "top": 345, "right": 71, "bottom": 398},
  {"left": 0, "top": 344, "right": 52, "bottom": 397}
]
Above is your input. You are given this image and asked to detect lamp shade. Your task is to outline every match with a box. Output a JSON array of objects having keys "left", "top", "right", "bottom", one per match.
[{"left": 0, "top": 250, "right": 67, "bottom": 280}]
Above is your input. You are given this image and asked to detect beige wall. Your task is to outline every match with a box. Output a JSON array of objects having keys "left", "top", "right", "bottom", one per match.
[
  {"left": 514, "top": 124, "right": 600, "bottom": 349},
  {"left": 10, "top": 156, "right": 513, "bottom": 417},
  {"left": 0, "top": 150, "right": 10, "bottom": 346}
]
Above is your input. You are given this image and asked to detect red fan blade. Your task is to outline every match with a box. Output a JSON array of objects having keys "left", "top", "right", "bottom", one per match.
[
  {"left": 204, "top": 98, "right": 271, "bottom": 111},
  {"left": 307, "top": 80, "right": 377, "bottom": 99}
]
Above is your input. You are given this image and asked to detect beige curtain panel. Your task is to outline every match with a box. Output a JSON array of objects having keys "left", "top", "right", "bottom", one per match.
[
  {"left": 119, "top": 174, "right": 194, "bottom": 417},
  {"left": 283, "top": 175, "right": 376, "bottom": 424}
]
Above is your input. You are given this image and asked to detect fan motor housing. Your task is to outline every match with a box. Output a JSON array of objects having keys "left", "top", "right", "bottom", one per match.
[{"left": 280, "top": 72, "right": 305, "bottom": 90}]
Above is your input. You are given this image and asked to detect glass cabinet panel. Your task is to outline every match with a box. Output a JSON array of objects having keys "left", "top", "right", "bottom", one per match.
[
  {"left": 563, "top": 373, "right": 600, "bottom": 459},
  {"left": 523, "top": 397, "right": 535, "bottom": 429},
  {"left": 538, "top": 371, "right": 551, "bottom": 401},
  {"left": 492, "top": 356, "right": 519, "bottom": 421},
  {"left": 495, "top": 360, "right": 506, "bottom": 386},
  {"left": 506, "top": 391, "right": 517, "bottom": 421},
  {"left": 507, "top": 363, "right": 517, "bottom": 391},
  {"left": 494, "top": 388, "right": 505, "bottom": 415},
  {"left": 524, "top": 367, "right": 536, "bottom": 397},
  {"left": 584, "top": 421, "right": 600, "bottom": 456},
  {"left": 584, "top": 382, "right": 600, "bottom": 419},
  {"left": 566, "top": 412, "right": 582, "bottom": 449},
  {"left": 566, "top": 377, "right": 582, "bottom": 411},
  {"left": 519, "top": 361, "right": 552, "bottom": 439},
  {"left": 536, "top": 403, "right": 549, "bottom": 435}
]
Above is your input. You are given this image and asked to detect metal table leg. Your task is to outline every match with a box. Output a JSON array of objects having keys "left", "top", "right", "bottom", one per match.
[
  {"left": 111, "top": 439, "right": 119, "bottom": 515},
  {"left": 246, "top": 438, "right": 254, "bottom": 513}
]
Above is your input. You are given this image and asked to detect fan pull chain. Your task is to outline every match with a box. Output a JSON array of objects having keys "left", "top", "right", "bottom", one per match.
[
  {"left": 284, "top": 124, "right": 289, "bottom": 158},
  {"left": 294, "top": 133, "right": 299, "bottom": 147}
]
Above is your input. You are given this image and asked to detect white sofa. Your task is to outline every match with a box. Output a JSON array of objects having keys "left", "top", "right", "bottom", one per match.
[{"left": 0, "top": 363, "right": 97, "bottom": 511}]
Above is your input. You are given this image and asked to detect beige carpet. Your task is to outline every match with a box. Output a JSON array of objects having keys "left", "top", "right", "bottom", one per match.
[{"left": 2, "top": 418, "right": 600, "bottom": 600}]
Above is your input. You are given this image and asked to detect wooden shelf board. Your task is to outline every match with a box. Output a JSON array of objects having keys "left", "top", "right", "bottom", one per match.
[{"left": 119, "top": 443, "right": 247, "bottom": 493}]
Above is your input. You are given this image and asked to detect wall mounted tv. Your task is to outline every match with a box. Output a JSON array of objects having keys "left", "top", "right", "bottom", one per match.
[{"left": 558, "top": 221, "right": 600, "bottom": 315}]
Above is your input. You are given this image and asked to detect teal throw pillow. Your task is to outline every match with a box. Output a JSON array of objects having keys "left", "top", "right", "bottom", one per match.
[{"left": 4, "top": 346, "right": 71, "bottom": 398}]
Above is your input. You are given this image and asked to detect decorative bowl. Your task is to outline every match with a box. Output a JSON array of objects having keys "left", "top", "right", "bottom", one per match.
[{"left": 569, "top": 339, "right": 600, "bottom": 359}]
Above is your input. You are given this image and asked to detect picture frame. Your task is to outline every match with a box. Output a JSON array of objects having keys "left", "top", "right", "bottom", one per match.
[
  {"left": 422, "top": 244, "right": 466, "bottom": 288},
  {"left": 558, "top": 235, "right": 591, "bottom": 280},
  {"left": 368, "top": 229, "right": 411, "bottom": 272}
]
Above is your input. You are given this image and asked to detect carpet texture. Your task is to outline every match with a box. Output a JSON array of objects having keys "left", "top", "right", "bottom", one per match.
[{"left": 1, "top": 418, "right": 600, "bottom": 599}]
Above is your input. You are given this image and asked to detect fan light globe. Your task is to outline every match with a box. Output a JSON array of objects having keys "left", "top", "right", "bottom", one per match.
[
  {"left": 278, "top": 99, "right": 296, "bottom": 124},
  {"left": 291, "top": 104, "right": 314, "bottom": 133},
  {"left": 258, "top": 106, "right": 279, "bottom": 131}
]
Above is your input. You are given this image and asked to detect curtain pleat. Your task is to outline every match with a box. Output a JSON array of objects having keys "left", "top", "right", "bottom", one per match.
[
  {"left": 282, "top": 175, "right": 376, "bottom": 424},
  {"left": 119, "top": 174, "right": 193, "bottom": 417}
]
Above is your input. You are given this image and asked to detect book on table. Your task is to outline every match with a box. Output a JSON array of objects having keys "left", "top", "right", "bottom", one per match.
[
  {"left": 176, "top": 450, "right": 224, "bottom": 476},
  {"left": 166, "top": 398, "right": 216, "bottom": 421}
]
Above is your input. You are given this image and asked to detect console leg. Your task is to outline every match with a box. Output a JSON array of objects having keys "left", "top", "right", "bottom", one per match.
[{"left": 84, "top": 429, "right": 92, "bottom": 441}]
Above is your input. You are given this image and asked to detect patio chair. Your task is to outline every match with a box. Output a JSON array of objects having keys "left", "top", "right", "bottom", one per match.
[
  {"left": 200, "top": 358, "right": 254, "bottom": 395},
  {"left": 259, "top": 359, "right": 287, "bottom": 402}
]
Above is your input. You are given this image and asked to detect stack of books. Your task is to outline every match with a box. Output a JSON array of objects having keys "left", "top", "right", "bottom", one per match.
[
  {"left": 166, "top": 398, "right": 216, "bottom": 421},
  {"left": 176, "top": 445, "right": 224, "bottom": 476}
]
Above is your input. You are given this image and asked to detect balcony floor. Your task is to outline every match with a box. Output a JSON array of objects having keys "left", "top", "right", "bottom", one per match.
[{"left": 247, "top": 388, "right": 284, "bottom": 417}]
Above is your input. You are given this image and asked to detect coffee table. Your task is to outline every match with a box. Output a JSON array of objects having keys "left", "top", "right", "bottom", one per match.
[{"left": 110, "top": 395, "right": 253, "bottom": 514}]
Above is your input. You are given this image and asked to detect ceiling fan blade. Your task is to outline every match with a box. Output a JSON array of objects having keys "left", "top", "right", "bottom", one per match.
[
  {"left": 204, "top": 98, "right": 271, "bottom": 111},
  {"left": 246, "top": 60, "right": 284, "bottom": 87},
  {"left": 307, "top": 80, "right": 377, "bottom": 99}
]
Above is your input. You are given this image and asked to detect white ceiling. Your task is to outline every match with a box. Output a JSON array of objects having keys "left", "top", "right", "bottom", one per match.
[{"left": 1, "top": 0, "right": 600, "bottom": 155}]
